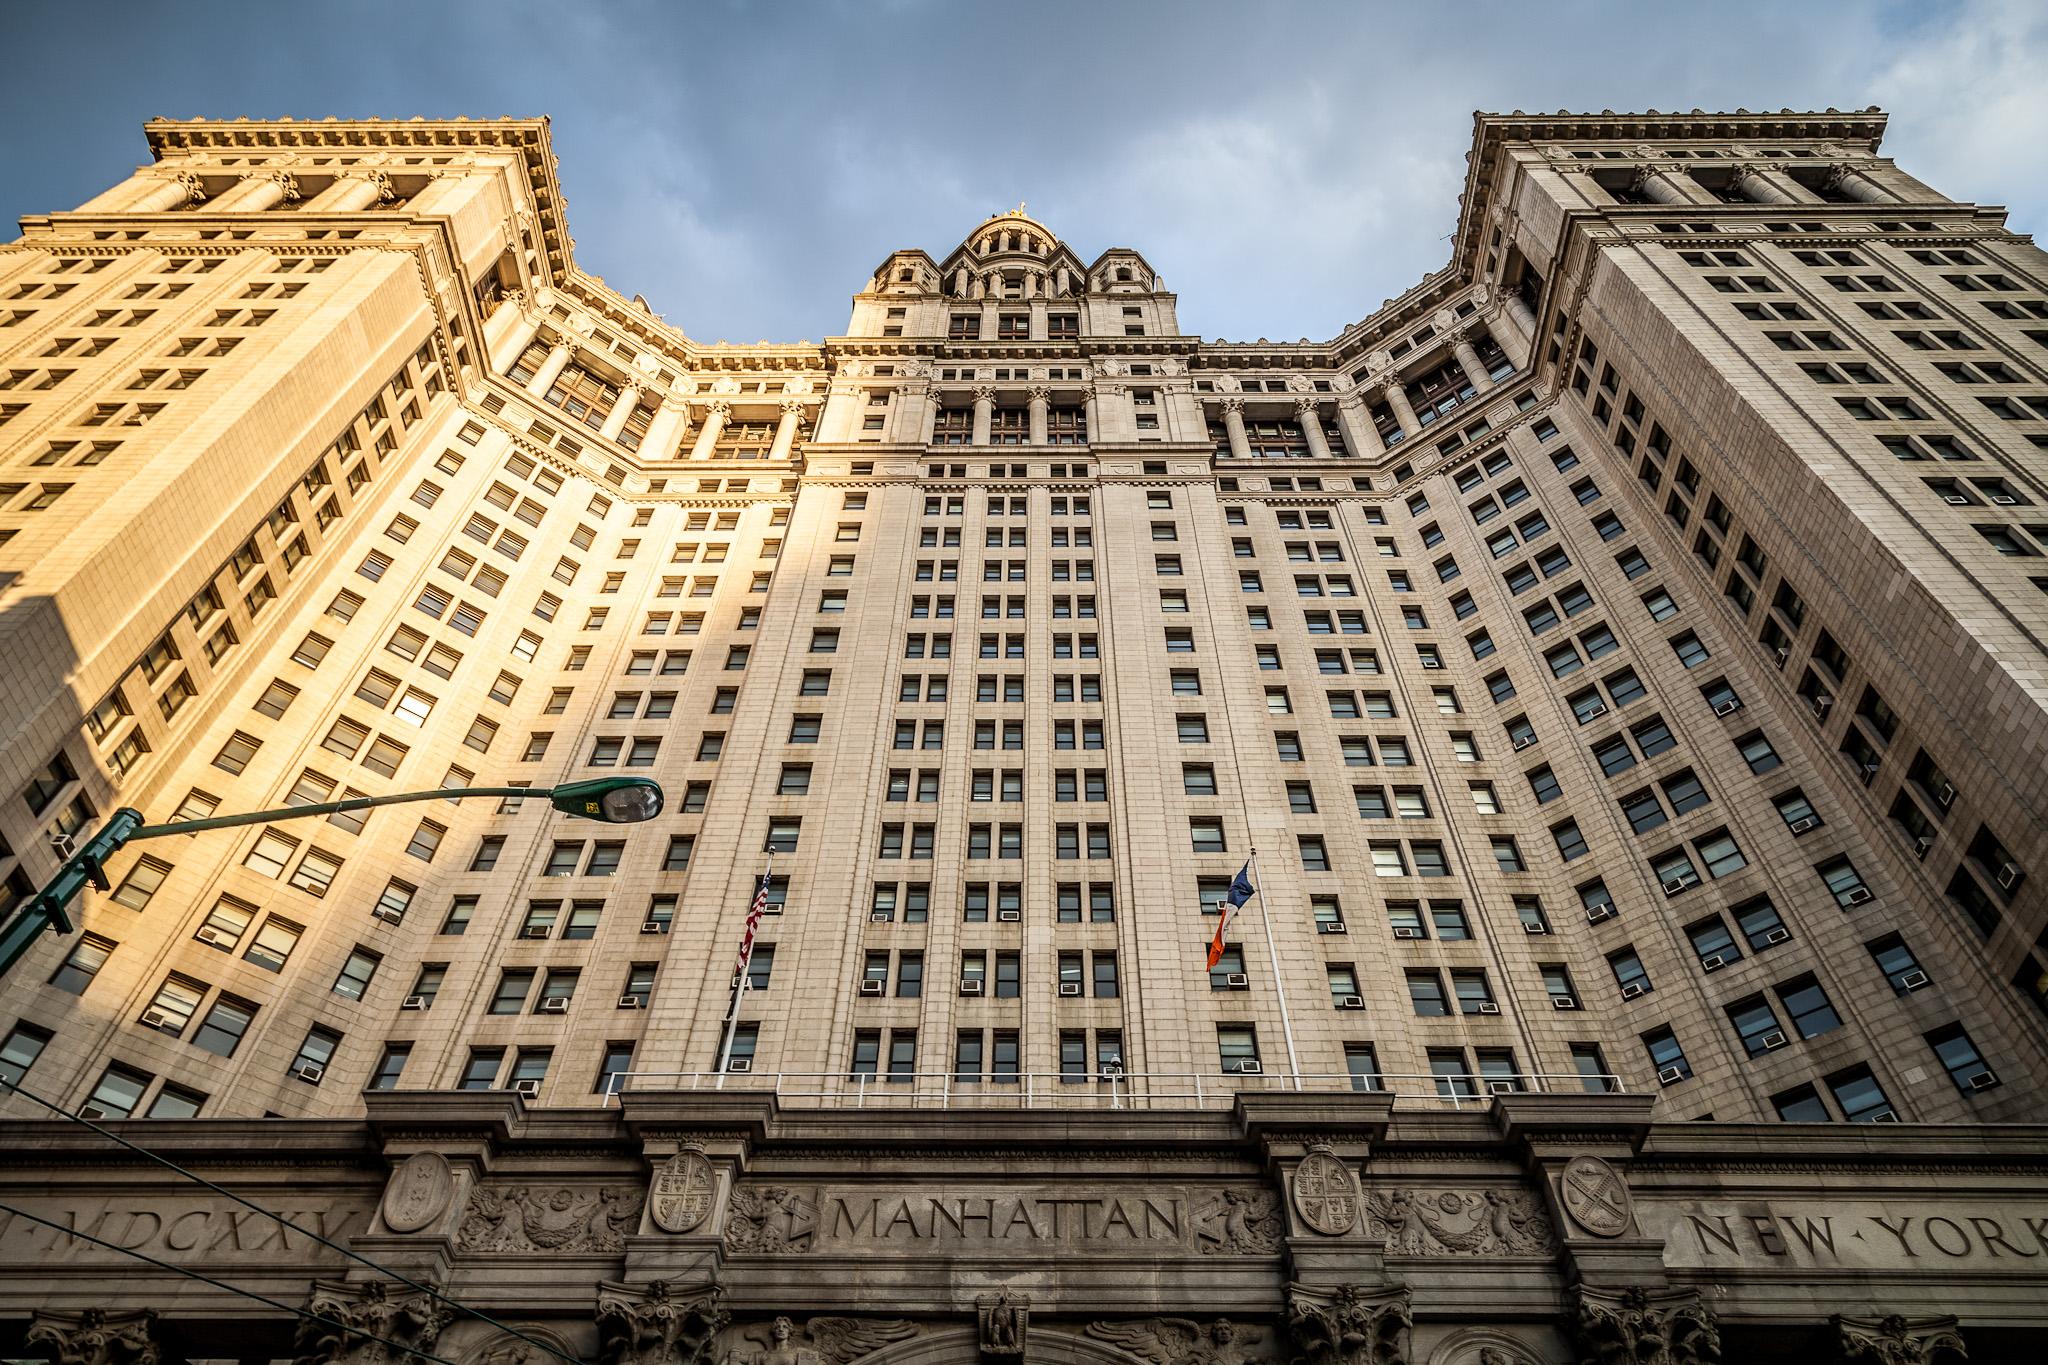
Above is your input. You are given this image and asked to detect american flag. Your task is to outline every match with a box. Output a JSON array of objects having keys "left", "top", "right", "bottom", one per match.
[{"left": 734, "top": 866, "right": 772, "bottom": 982}]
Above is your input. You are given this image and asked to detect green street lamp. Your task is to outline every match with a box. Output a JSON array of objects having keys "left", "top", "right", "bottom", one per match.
[{"left": 0, "top": 777, "right": 662, "bottom": 978}]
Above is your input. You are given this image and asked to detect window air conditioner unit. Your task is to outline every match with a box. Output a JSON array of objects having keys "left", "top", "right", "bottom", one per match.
[
  {"left": 372, "top": 907, "right": 405, "bottom": 924},
  {"left": 519, "top": 925, "right": 550, "bottom": 939},
  {"left": 1512, "top": 735, "right": 1537, "bottom": 751},
  {"left": 727, "top": 1057, "right": 754, "bottom": 1074},
  {"left": 1620, "top": 982, "right": 1647, "bottom": 1000},
  {"left": 539, "top": 996, "right": 570, "bottom": 1013},
  {"left": 618, "top": 995, "right": 643, "bottom": 1009},
  {"left": 1701, "top": 954, "right": 1727, "bottom": 973},
  {"left": 997, "top": 909, "right": 1022, "bottom": 922},
  {"left": 1844, "top": 886, "right": 1874, "bottom": 906},
  {"left": 1763, "top": 927, "right": 1791, "bottom": 945},
  {"left": 1338, "top": 994, "right": 1366, "bottom": 1009},
  {"left": 1319, "top": 921, "right": 1348, "bottom": 934},
  {"left": 1869, "top": 1111, "right": 1900, "bottom": 1123},
  {"left": 1232, "top": 1059, "right": 1263, "bottom": 1074},
  {"left": 959, "top": 979, "right": 984, "bottom": 996},
  {"left": 1226, "top": 972, "right": 1251, "bottom": 989},
  {"left": 401, "top": 995, "right": 428, "bottom": 1011},
  {"left": 1936, "top": 782, "right": 1956, "bottom": 808},
  {"left": 870, "top": 911, "right": 893, "bottom": 922},
  {"left": 1760, "top": 1031, "right": 1788, "bottom": 1051},
  {"left": 194, "top": 926, "right": 227, "bottom": 947},
  {"left": 1898, "top": 969, "right": 1930, "bottom": 991},
  {"left": 1991, "top": 494, "right": 2019, "bottom": 506},
  {"left": 1587, "top": 905, "right": 1617, "bottom": 924},
  {"left": 1861, "top": 761, "right": 1880, "bottom": 783},
  {"left": 1393, "top": 926, "right": 1423, "bottom": 939},
  {"left": 1713, "top": 698, "right": 1742, "bottom": 716},
  {"left": 1662, "top": 876, "right": 1698, "bottom": 896},
  {"left": 1476, "top": 1002, "right": 1501, "bottom": 1015},
  {"left": 1913, "top": 836, "right": 1933, "bottom": 860},
  {"left": 641, "top": 920, "right": 669, "bottom": 934},
  {"left": 1773, "top": 645, "right": 1790, "bottom": 666},
  {"left": 1967, "top": 1069, "right": 1998, "bottom": 1090},
  {"left": 859, "top": 979, "right": 885, "bottom": 996},
  {"left": 1058, "top": 982, "right": 1083, "bottom": 997},
  {"left": 1523, "top": 921, "right": 1549, "bottom": 934},
  {"left": 1789, "top": 816, "right": 1819, "bottom": 834},
  {"left": 1997, "top": 862, "right": 2022, "bottom": 890},
  {"left": 512, "top": 1079, "right": 541, "bottom": 1098},
  {"left": 1552, "top": 996, "right": 1578, "bottom": 1010},
  {"left": 294, "top": 1063, "right": 326, "bottom": 1083},
  {"left": 1941, "top": 493, "right": 1969, "bottom": 505},
  {"left": 1812, "top": 694, "right": 1833, "bottom": 714},
  {"left": 80, "top": 1105, "right": 110, "bottom": 1121},
  {"left": 141, "top": 1009, "right": 172, "bottom": 1030},
  {"left": 1488, "top": 1080, "right": 1518, "bottom": 1095},
  {"left": 1656, "top": 1066, "right": 1685, "bottom": 1086}
]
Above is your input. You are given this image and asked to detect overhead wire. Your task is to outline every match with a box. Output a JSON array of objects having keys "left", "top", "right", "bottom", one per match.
[{"left": 1, "top": 1076, "right": 586, "bottom": 1365}]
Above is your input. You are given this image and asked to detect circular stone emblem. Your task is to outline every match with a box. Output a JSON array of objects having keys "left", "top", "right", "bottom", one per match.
[
  {"left": 1558, "top": 1155, "right": 1632, "bottom": 1239},
  {"left": 380, "top": 1152, "right": 455, "bottom": 1234},
  {"left": 1290, "top": 1146, "right": 1362, "bottom": 1236},
  {"left": 649, "top": 1148, "right": 718, "bottom": 1234}
]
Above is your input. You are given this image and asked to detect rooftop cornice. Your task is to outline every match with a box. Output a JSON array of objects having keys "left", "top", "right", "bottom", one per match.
[{"left": 142, "top": 115, "right": 573, "bottom": 279}]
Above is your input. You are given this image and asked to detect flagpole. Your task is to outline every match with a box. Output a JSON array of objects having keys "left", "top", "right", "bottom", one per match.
[
  {"left": 716, "top": 853, "right": 770, "bottom": 1088},
  {"left": 1249, "top": 849, "right": 1303, "bottom": 1091}
]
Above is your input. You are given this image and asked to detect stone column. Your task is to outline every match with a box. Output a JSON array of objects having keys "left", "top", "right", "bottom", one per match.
[
  {"left": 1054, "top": 266, "right": 1071, "bottom": 296},
  {"left": 1505, "top": 290, "right": 1538, "bottom": 338},
  {"left": 525, "top": 341, "right": 574, "bottom": 398},
  {"left": 488, "top": 304, "right": 543, "bottom": 376},
  {"left": 305, "top": 171, "right": 392, "bottom": 212},
  {"left": 1626, "top": 166, "right": 1694, "bottom": 206},
  {"left": 1336, "top": 395, "right": 1383, "bottom": 460},
  {"left": 644, "top": 393, "right": 692, "bottom": 461},
  {"left": 971, "top": 386, "right": 996, "bottom": 446},
  {"left": 920, "top": 389, "right": 941, "bottom": 445},
  {"left": 953, "top": 265, "right": 972, "bottom": 296},
  {"left": 1027, "top": 386, "right": 1051, "bottom": 445},
  {"left": 124, "top": 172, "right": 207, "bottom": 213},
  {"left": 599, "top": 382, "right": 646, "bottom": 442},
  {"left": 215, "top": 171, "right": 301, "bottom": 213},
  {"left": 688, "top": 401, "right": 731, "bottom": 460},
  {"left": 1451, "top": 324, "right": 1492, "bottom": 392},
  {"left": 1295, "top": 399, "right": 1332, "bottom": 458},
  {"left": 1083, "top": 387, "right": 1100, "bottom": 445},
  {"left": 1381, "top": 379, "right": 1422, "bottom": 439},
  {"left": 768, "top": 400, "right": 804, "bottom": 461},
  {"left": 1220, "top": 398, "right": 1252, "bottom": 460},
  {"left": 1728, "top": 164, "right": 1796, "bottom": 205},
  {"left": 1825, "top": 163, "right": 1895, "bottom": 203}
]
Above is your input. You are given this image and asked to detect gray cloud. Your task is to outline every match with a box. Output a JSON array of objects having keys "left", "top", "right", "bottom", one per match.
[{"left": 2, "top": 0, "right": 2041, "bottom": 344}]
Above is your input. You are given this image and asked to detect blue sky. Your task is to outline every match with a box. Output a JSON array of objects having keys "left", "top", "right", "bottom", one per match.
[{"left": 5, "top": 1, "right": 2044, "bottom": 344}]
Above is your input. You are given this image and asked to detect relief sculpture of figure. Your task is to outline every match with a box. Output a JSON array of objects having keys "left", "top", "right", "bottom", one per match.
[
  {"left": 1086, "top": 1317, "right": 1264, "bottom": 1365},
  {"left": 1193, "top": 1189, "right": 1282, "bottom": 1255},
  {"left": 722, "top": 1316, "right": 917, "bottom": 1365}
]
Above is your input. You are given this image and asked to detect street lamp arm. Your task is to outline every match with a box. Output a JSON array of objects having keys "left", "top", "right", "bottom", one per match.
[{"left": 129, "top": 786, "right": 540, "bottom": 841}]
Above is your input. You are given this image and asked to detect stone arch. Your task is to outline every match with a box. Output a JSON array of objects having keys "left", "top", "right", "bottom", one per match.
[
  {"left": 855, "top": 1326, "right": 1150, "bottom": 1365},
  {"left": 443, "top": 1322, "right": 592, "bottom": 1365},
  {"left": 1423, "top": 1326, "right": 1552, "bottom": 1365}
]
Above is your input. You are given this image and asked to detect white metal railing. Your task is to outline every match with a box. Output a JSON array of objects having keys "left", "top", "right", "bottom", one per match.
[{"left": 603, "top": 1069, "right": 1624, "bottom": 1111}]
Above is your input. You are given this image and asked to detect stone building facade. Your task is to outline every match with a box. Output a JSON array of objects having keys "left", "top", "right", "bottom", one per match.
[{"left": 1, "top": 108, "right": 2046, "bottom": 1358}]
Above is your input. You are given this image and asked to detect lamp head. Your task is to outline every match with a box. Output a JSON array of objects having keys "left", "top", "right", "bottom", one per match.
[{"left": 549, "top": 777, "right": 664, "bottom": 824}]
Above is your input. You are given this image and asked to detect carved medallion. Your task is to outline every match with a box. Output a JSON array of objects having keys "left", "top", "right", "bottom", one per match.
[
  {"left": 1290, "top": 1146, "right": 1362, "bottom": 1236},
  {"left": 1558, "top": 1155, "right": 1631, "bottom": 1239},
  {"left": 380, "top": 1152, "right": 455, "bottom": 1234},
  {"left": 650, "top": 1148, "right": 718, "bottom": 1234}
]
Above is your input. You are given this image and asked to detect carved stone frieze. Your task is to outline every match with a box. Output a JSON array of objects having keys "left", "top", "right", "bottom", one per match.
[
  {"left": 977, "top": 1291, "right": 1028, "bottom": 1359},
  {"left": 456, "top": 1185, "right": 642, "bottom": 1253},
  {"left": 721, "top": 1315, "right": 918, "bottom": 1365},
  {"left": 294, "top": 1281, "right": 453, "bottom": 1365},
  {"left": 1286, "top": 1283, "right": 1411, "bottom": 1365},
  {"left": 598, "top": 1279, "right": 729, "bottom": 1365},
  {"left": 723, "top": 1185, "right": 818, "bottom": 1254},
  {"left": 1086, "top": 1317, "right": 1266, "bottom": 1365},
  {"left": 1192, "top": 1189, "right": 1283, "bottom": 1255},
  {"left": 24, "top": 1309, "right": 160, "bottom": 1365},
  {"left": 1834, "top": 1315, "right": 1967, "bottom": 1365},
  {"left": 1569, "top": 1286, "right": 1719, "bottom": 1365},
  {"left": 1364, "top": 1188, "right": 1556, "bottom": 1256}
]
